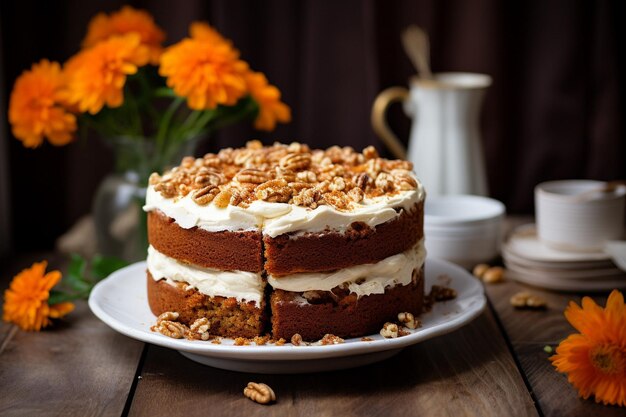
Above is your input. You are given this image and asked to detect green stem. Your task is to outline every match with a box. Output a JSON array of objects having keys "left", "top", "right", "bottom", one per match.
[{"left": 155, "top": 97, "right": 184, "bottom": 167}]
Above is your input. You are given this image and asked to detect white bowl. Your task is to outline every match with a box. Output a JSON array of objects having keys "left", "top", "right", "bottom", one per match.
[
  {"left": 425, "top": 195, "right": 505, "bottom": 226},
  {"left": 425, "top": 195, "right": 505, "bottom": 268}
]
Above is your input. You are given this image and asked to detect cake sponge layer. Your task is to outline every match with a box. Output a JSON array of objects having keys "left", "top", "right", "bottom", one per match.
[
  {"left": 147, "top": 271, "right": 266, "bottom": 338},
  {"left": 270, "top": 267, "right": 424, "bottom": 341},
  {"left": 148, "top": 210, "right": 263, "bottom": 273}
]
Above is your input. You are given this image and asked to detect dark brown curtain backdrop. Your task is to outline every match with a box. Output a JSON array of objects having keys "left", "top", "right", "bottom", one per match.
[{"left": 1, "top": 0, "right": 625, "bottom": 251}]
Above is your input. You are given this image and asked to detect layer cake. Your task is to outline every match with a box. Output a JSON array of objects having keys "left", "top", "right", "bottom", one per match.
[{"left": 144, "top": 141, "right": 426, "bottom": 341}]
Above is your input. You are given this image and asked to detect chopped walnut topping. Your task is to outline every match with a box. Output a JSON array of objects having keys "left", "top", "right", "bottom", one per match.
[
  {"left": 256, "top": 179, "right": 291, "bottom": 203},
  {"left": 213, "top": 190, "right": 232, "bottom": 208},
  {"left": 279, "top": 152, "right": 311, "bottom": 171},
  {"left": 192, "top": 185, "right": 219, "bottom": 205},
  {"left": 296, "top": 170, "right": 317, "bottom": 183},
  {"left": 510, "top": 292, "right": 547, "bottom": 309},
  {"left": 235, "top": 168, "right": 271, "bottom": 184},
  {"left": 380, "top": 322, "right": 399, "bottom": 338},
  {"left": 375, "top": 172, "right": 395, "bottom": 192},
  {"left": 362, "top": 145, "right": 379, "bottom": 160},
  {"left": 429, "top": 285, "right": 458, "bottom": 301},
  {"left": 244, "top": 382, "right": 276, "bottom": 405},
  {"left": 149, "top": 142, "right": 419, "bottom": 208},
  {"left": 323, "top": 190, "right": 350, "bottom": 210}
]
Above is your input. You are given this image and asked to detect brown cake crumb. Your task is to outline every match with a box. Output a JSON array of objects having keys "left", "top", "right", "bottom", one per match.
[
  {"left": 318, "top": 334, "right": 344, "bottom": 345},
  {"left": 274, "top": 338, "right": 286, "bottom": 346},
  {"left": 398, "top": 328, "right": 411, "bottom": 337},
  {"left": 234, "top": 337, "right": 251, "bottom": 346},
  {"left": 211, "top": 338, "right": 222, "bottom": 345},
  {"left": 429, "top": 285, "right": 457, "bottom": 302},
  {"left": 253, "top": 335, "right": 270, "bottom": 346},
  {"left": 361, "top": 337, "right": 374, "bottom": 342}
]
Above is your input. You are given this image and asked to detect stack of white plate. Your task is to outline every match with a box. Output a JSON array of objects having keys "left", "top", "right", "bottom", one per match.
[
  {"left": 425, "top": 195, "right": 506, "bottom": 269},
  {"left": 503, "top": 224, "right": 626, "bottom": 291}
]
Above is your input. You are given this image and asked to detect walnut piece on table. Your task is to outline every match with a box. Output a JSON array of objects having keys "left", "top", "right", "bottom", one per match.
[{"left": 243, "top": 382, "right": 276, "bottom": 405}]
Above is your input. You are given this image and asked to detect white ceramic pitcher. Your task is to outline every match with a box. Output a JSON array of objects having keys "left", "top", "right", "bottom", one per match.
[{"left": 371, "top": 72, "right": 492, "bottom": 197}]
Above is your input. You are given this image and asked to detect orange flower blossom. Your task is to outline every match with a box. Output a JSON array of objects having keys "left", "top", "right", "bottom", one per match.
[
  {"left": 550, "top": 290, "right": 626, "bottom": 407},
  {"left": 245, "top": 71, "right": 291, "bottom": 131},
  {"left": 3, "top": 261, "right": 74, "bottom": 331},
  {"left": 189, "top": 22, "right": 232, "bottom": 47},
  {"left": 8, "top": 60, "right": 77, "bottom": 148},
  {"left": 63, "top": 33, "right": 150, "bottom": 114},
  {"left": 82, "top": 5, "right": 165, "bottom": 64},
  {"left": 159, "top": 22, "right": 249, "bottom": 110}
]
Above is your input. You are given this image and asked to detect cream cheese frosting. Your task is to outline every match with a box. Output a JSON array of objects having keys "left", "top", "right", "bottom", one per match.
[
  {"left": 144, "top": 183, "right": 424, "bottom": 237},
  {"left": 147, "top": 246, "right": 264, "bottom": 304},
  {"left": 267, "top": 239, "right": 426, "bottom": 297}
]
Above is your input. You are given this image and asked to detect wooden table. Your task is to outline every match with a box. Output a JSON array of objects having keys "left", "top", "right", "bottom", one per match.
[{"left": 1, "top": 241, "right": 624, "bottom": 417}]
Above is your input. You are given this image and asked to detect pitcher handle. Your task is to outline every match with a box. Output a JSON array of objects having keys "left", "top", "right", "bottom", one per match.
[{"left": 371, "top": 87, "right": 410, "bottom": 159}]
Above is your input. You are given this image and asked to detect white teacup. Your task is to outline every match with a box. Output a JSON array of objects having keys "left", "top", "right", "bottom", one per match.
[{"left": 535, "top": 180, "right": 626, "bottom": 252}]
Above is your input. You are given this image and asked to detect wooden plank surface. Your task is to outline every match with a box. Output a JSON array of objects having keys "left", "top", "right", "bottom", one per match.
[
  {"left": 128, "top": 309, "right": 538, "bottom": 417},
  {"left": 0, "top": 255, "right": 146, "bottom": 417},
  {"left": 485, "top": 280, "right": 625, "bottom": 417}
]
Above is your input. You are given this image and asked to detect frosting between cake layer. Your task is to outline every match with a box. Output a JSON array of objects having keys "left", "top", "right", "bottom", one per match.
[
  {"left": 144, "top": 183, "right": 424, "bottom": 237},
  {"left": 147, "top": 245, "right": 264, "bottom": 304},
  {"left": 267, "top": 239, "right": 426, "bottom": 297}
]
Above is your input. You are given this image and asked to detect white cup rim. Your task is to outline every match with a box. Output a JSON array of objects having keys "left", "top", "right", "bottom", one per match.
[
  {"left": 409, "top": 72, "right": 492, "bottom": 90},
  {"left": 535, "top": 180, "right": 626, "bottom": 202}
]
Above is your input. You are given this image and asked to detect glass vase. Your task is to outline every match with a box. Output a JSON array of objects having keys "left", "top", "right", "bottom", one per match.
[{"left": 92, "top": 135, "right": 201, "bottom": 262}]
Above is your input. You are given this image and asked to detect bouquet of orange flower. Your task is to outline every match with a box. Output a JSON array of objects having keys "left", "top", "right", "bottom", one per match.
[
  {"left": 8, "top": 6, "right": 290, "bottom": 180},
  {"left": 8, "top": 6, "right": 291, "bottom": 261}
]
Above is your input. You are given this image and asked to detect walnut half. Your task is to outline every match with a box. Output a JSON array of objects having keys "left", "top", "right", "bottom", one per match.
[{"left": 243, "top": 382, "right": 276, "bottom": 404}]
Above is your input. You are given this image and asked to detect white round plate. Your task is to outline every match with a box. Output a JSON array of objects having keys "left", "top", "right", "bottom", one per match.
[
  {"left": 88, "top": 258, "right": 486, "bottom": 374},
  {"left": 505, "top": 224, "right": 610, "bottom": 262}
]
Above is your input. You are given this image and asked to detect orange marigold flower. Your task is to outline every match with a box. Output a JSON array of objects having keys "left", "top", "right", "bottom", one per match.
[
  {"left": 2, "top": 261, "right": 74, "bottom": 331},
  {"left": 63, "top": 33, "right": 150, "bottom": 114},
  {"left": 189, "top": 22, "right": 232, "bottom": 47},
  {"left": 8, "top": 60, "right": 77, "bottom": 148},
  {"left": 159, "top": 29, "right": 248, "bottom": 110},
  {"left": 550, "top": 290, "right": 626, "bottom": 407},
  {"left": 82, "top": 5, "right": 165, "bottom": 64},
  {"left": 245, "top": 71, "right": 291, "bottom": 131}
]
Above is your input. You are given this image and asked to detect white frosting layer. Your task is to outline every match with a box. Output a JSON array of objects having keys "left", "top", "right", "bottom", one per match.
[
  {"left": 144, "top": 182, "right": 424, "bottom": 237},
  {"left": 147, "top": 246, "right": 264, "bottom": 305},
  {"left": 267, "top": 239, "right": 426, "bottom": 297}
]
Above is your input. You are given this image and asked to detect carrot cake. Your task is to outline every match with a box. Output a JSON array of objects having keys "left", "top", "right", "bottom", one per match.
[{"left": 144, "top": 141, "right": 426, "bottom": 341}]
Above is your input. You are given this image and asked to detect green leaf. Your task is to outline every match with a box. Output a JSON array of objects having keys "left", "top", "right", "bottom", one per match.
[
  {"left": 154, "top": 87, "right": 177, "bottom": 98},
  {"left": 64, "top": 254, "right": 91, "bottom": 292},
  {"left": 48, "top": 290, "right": 80, "bottom": 305},
  {"left": 91, "top": 255, "right": 129, "bottom": 281}
]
